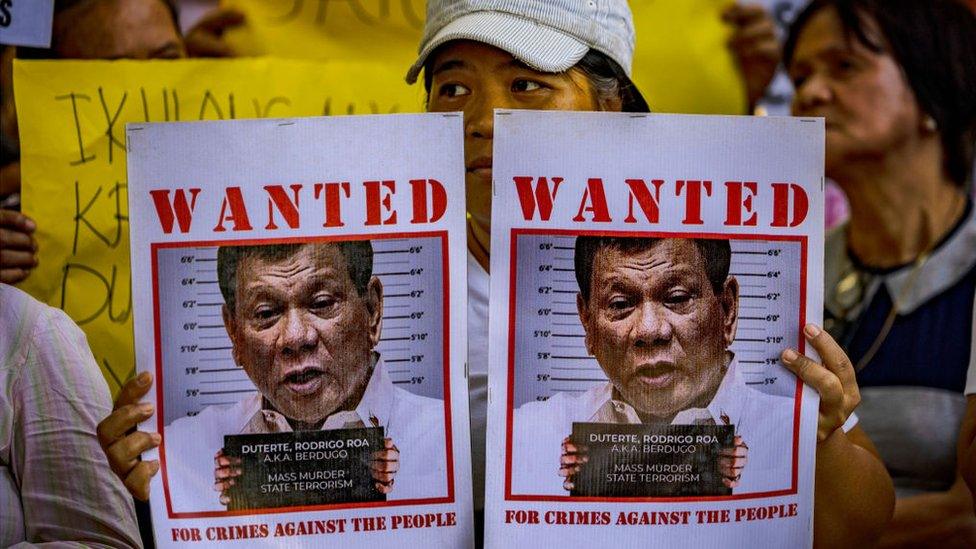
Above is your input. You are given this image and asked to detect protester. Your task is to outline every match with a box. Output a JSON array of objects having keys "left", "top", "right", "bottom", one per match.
[
  {"left": 98, "top": 0, "right": 892, "bottom": 546},
  {"left": 0, "top": 284, "right": 141, "bottom": 547},
  {"left": 785, "top": 0, "right": 976, "bottom": 545}
]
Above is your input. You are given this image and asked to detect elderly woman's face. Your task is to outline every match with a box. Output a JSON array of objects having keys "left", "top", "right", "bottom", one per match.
[
  {"left": 426, "top": 41, "right": 599, "bottom": 235},
  {"left": 787, "top": 7, "right": 922, "bottom": 182}
]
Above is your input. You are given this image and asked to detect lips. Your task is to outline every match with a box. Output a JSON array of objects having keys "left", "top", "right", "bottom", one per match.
[
  {"left": 634, "top": 363, "right": 676, "bottom": 389},
  {"left": 281, "top": 367, "right": 325, "bottom": 396},
  {"left": 466, "top": 157, "right": 492, "bottom": 176}
]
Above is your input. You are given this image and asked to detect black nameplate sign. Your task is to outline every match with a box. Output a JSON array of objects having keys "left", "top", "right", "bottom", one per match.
[
  {"left": 223, "top": 427, "right": 385, "bottom": 510},
  {"left": 570, "top": 423, "right": 734, "bottom": 498}
]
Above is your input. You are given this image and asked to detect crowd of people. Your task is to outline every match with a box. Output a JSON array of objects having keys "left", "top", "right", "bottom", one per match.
[{"left": 1, "top": 0, "right": 975, "bottom": 547}]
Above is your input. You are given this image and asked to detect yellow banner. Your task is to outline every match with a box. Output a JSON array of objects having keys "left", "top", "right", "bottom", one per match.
[
  {"left": 631, "top": 0, "right": 746, "bottom": 115},
  {"left": 222, "top": 0, "right": 746, "bottom": 114},
  {"left": 14, "top": 58, "right": 424, "bottom": 394}
]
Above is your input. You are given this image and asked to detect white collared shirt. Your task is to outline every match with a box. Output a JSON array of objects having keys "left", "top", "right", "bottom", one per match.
[
  {"left": 163, "top": 359, "right": 448, "bottom": 513},
  {"left": 510, "top": 360, "right": 795, "bottom": 496}
]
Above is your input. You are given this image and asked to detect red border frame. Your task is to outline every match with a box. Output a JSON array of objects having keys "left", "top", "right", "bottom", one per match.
[
  {"left": 150, "top": 232, "right": 456, "bottom": 519},
  {"left": 503, "top": 228, "right": 807, "bottom": 503}
]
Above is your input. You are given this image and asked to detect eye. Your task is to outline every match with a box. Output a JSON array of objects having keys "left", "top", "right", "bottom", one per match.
[
  {"left": 252, "top": 304, "right": 280, "bottom": 322},
  {"left": 437, "top": 83, "right": 470, "bottom": 98},
  {"left": 310, "top": 294, "right": 337, "bottom": 309},
  {"left": 607, "top": 295, "right": 634, "bottom": 312},
  {"left": 512, "top": 78, "right": 543, "bottom": 92},
  {"left": 664, "top": 290, "right": 693, "bottom": 308}
]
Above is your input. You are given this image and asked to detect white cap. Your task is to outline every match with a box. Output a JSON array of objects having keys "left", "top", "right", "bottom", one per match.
[{"left": 405, "top": 0, "right": 636, "bottom": 84}]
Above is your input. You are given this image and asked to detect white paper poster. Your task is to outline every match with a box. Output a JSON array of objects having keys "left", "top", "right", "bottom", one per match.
[
  {"left": 0, "top": 0, "right": 54, "bottom": 47},
  {"left": 126, "top": 113, "right": 472, "bottom": 547},
  {"left": 486, "top": 111, "right": 824, "bottom": 547}
]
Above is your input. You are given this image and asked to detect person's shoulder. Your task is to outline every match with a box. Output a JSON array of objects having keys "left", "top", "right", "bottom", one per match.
[
  {"left": 515, "top": 388, "right": 594, "bottom": 428},
  {"left": 167, "top": 399, "right": 250, "bottom": 439},
  {"left": 0, "top": 284, "right": 88, "bottom": 362}
]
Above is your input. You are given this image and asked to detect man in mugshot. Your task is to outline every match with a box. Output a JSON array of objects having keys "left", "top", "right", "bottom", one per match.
[
  {"left": 512, "top": 236, "right": 794, "bottom": 496},
  {"left": 164, "top": 241, "right": 448, "bottom": 511}
]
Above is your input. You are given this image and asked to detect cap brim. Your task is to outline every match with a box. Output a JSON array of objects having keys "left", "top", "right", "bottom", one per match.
[{"left": 405, "top": 11, "right": 589, "bottom": 84}]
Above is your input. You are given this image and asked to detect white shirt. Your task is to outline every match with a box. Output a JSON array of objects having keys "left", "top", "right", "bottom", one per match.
[
  {"left": 0, "top": 285, "right": 140, "bottom": 548},
  {"left": 467, "top": 251, "right": 489, "bottom": 511},
  {"left": 510, "top": 360, "right": 795, "bottom": 496},
  {"left": 163, "top": 359, "right": 448, "bottom": 513}
]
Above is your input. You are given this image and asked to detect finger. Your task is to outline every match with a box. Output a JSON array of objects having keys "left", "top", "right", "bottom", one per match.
[
  {"left": 220, "top": 493, "right": 231, "bottom": 506},
  {"left": 105, "top": 431, "right": 161, "bottom": 476},
  {"left": 718, "top": 456, "right": 748, "bottom": 471},
  {"left": 371, "top": 449, "right": 399, "bottom": 462},
  {"left": 781, "top": 348, "right": 845, "bottom": 405},
  {"left": 371, "top": 469, "right": 396, "bottom": 484},
  {"left": 0, "top": 268, "right": 31, "bottom": 284},
  {"left": 560, "top": 453, "right": 587, "bottom": 466},
  {"left": 215, "top": 466, "right": 241, "bottom": 480},
  {"left": 97, "top": 401, "right": 154, "bottom": 446},
  {"left": 558, "top": 464, "right": 582, "bottom": 478},
  {"left": 0, "top": 248, "right": 37, "bottom": 268},
  {"left": 375, "top": 482, "right": 393, "bottom": 495},
  {"left": 370, "top": 460, "right": 399, "bottom": 474},
  {"left": 124, "top": 460, "right": 159, "bottom": 502},
  {"left": 562, "top": 479, "right": 575, "bottom": 492},
  {"left": 215, "top": 455, "right": 241, "bottom": 467},
  {"left": 184, "top": 33, "right": 234, "bottom": 57},
  {"left": 0, "top": 209, "right": 36, "bottom": 232},
  {"left": 722, "top": 476, "right": 740, "bottom": 489},
  {"left": 193, "top": 8, "right": 245, "bottom": 33},
  {"left": 723, "top": 4, "right": 769, "bottom": 24},
  {"left": 0, "top": 227, "right": 35, "bottom": 249},
  {"left": 115, "top": 372, "right": 154, "bottom": 410},
  {"left": 718, "top": 447, "right": 749, "bottom": 459},
  {"left": 803, "top": 324, "right": 858, "bottom": 395},
  {"left": 214, "top": 478, "right": 236, "bottom": 493}
]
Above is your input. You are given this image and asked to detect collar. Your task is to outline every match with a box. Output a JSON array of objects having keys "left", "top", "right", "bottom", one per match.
[
  {"left": 826, "top": 201, "right": 976, "bottom": 317},
  {"left": 584, "top": 357, "right": 745, "bottom": 427},
  {"left": 238, "top": 352, "right": 397, "bottom": 433}
]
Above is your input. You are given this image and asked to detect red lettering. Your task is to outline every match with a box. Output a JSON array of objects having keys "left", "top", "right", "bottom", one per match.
[
  {"left": 409, "top": 178, "right": 447, "bottom": 224},
  {"left": 213, "top": 187, "right": 253, "bottom": 232},
  {"left": 770, "top": 182, "right": 809, "bottom": 227},
  {"left": 724, "top": 181, "right": 758, "bottom": 226},
  {"left": 363, "top": 180, "right": 397, "bottom": 225},
  {"left": 512, "top": 176, "right": 563, "bottom": 221},
  {"left": 572, "top": 178, "right": 612, "bottom": 222},
  {"left": 313, "top": 182, "right": 350, "bottom": 228},
  {"left": 623, "top": 179, "right": 665, "bottom": 223},
  {"left": 264, "top": 184, "right": 302, "bottom": 230},
  {"left": 149, "top": 188, "right": 200, "bottom": 234},
  {"left": 676, "top": 180, "right": 712, "bottom": 225}
]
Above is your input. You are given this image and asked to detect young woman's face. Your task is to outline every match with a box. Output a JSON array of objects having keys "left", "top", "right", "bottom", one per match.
[
  {"left": 426, "top": 41, "right": 600, "bottom": 234},
  {"left": 788, "top": 7, "right": 923, "bottom": 181}
]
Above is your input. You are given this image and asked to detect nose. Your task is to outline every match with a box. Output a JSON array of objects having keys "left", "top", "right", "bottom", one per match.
[
  {"left": 465, "top": 86, "right": 511, "bottom": 140},
  {"left": 792, "top": 72, "right": 832, "bottom": 114},
  {"left": 278, "top": 308, "right": 317, "bottom": 357},
  {"left": 633, "top": 301, "right": 673, "bottom": 347}
]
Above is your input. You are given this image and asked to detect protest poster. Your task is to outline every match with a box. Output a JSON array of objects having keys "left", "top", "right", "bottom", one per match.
[
  {"left": 126, "top": 113, "right": 472, "bottom": 546},
  {"left": 0, "top": 0, "right": 54, "bottom": 47},
  {"left": 14, "top": 58, "right": 425, "bottom": 396},
  {"left": 485, "top": 111, "right": 823, "bottom": 547}
]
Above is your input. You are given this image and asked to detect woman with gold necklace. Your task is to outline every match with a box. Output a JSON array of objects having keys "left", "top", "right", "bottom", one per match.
[{"left": 786, "top": 0, "right": 976, "bottom": 546}]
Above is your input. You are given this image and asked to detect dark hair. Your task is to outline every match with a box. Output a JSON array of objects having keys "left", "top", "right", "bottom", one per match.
[
  {"left": 16, "top": 0, "right": 180, "bottom": 59},
  {"left": 423, "top": 47, "right": 651, "bottom": 114},
  {"left": 783, "top": 0, "right": 976, "bottom": 186},
  {"left": 217, "top": 241, "right": 374, "bottom": 312},
  {"left": 574, "top": 236, "right": 732, "bottom": 302}
]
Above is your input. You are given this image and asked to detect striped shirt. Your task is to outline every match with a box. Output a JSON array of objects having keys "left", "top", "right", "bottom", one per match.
[{"left": 0, "top": 284, "right": 141, "bottom": 548}]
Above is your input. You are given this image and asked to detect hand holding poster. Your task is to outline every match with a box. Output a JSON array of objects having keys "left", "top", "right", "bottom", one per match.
[
  {"left": 486, "top": 111, "right": 823, "bottom": 547},
  {"left": 126, "top": 113, "right": 471, "bottom": 546}
]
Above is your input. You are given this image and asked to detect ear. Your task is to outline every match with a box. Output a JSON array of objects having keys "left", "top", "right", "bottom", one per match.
[
  {"left": 365, "top": 276, "right": 383, "bottom": 349},
  {"left": 222, "top": 304, "right": 243, "bottom": 367},
  {"left": 577, "top": 292, "right": 594, "bottom": 355},
  {"left": 597, "top": 93, "right": 623, "bottom": 113},
  {"left": 719, "top": 277, "right": 740, "bottom": 348}
]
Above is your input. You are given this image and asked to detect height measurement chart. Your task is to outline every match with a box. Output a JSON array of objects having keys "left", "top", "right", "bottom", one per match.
[
  {"left": 128, "top": 114, "right": 472, "bottom": 547},
  {"left": 158, "top": 238, "right": 444, "bottom": 423},
  {"left": 513, "top": 236, "right": 801, "bottom": 407},
  {"left": 486, "top": 111, "right": 824, "bottom": 548}
]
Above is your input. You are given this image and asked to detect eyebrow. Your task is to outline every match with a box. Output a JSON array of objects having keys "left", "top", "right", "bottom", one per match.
[{"left": 431, "top": 57, "right": 538, "bottom": 78}]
